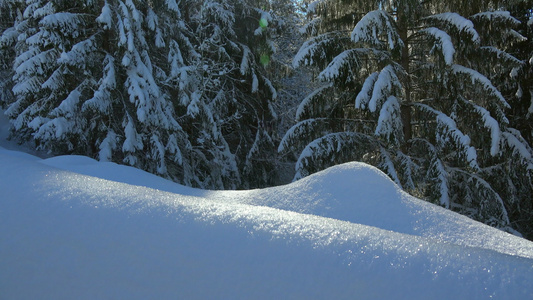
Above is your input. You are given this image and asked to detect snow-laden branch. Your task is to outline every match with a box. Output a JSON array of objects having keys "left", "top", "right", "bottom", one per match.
[
  {"left": 14, "top": 48, "right": 56, "bottom": 78},
  {"left": 35, "top": 117, "right": 72, "bottom": 141},
  {"left": 58, "top": 37, "right": 98, "bottom": 67},
  {"left": 379, "top": 147, "right": 402, "bottom": 188},
  {"left": 431, "top": 157, "right": 450, "bottom": 208},
  {"left": 166, "top": 133, "right": 184, "bottom": 166},
  {"left": 396, "top": 151, "right": 417, "bottom": 191},
  {"left": 355, "top": 72, "right": 379, "bottom": 109},
  {"left": 98, "top": 130, "right": 118, "bottom": 162},
  {"left": 299, "top": 17, "right": 322, "bottom": 35},
  {"left": 355, "top": 65, "right": 403, "bottom": 114},
  {"left": 502, "top": 128, "right": 533, "bottom": 168},
  {"left": 369, "top": 65, "right": 402, "bottom": 113},
  {"left": 262, "top": 76, "right": 278, "bottom": 101},
  {"left": 294, "top": 132, "right": 376, "bottom": 180},
  {"left": 318, "top": 48, "right": 388, "bottom": 82},
  {"left": 457, "top": 96, "right": 502, "bottom": 157},
  {"left": 165, "top": 0, "right": 180, "bottom": 13},
  {"left": 451, "top": 65, "right": 510, "bottom": 109},
  {"left": 51, "top": 89, "right": 82, "bottom": 118},
  {"left": 307, "top": 0, "right": 326, "bottom": 13},
  {"left": 415, "top": 103, "right": 478, "bottom": 170},
  {"left": 29, "top": 2, "right": 53, "bottom": 19},
  {"left": 474, "top": 105, "right": 501, "bottom": 156},
  {"left": 96, "top": 2, "right": 112, "bottom": 29},
  {"left": 295, "top": 84, "right": 333, "bottom": 121},
  {"left": 470, "top": 11, "right": 521, "bottom": 27},
  {"left": 0, "top": 26, "right": 18, "bottom": 47},
  {"left": 318, "top": 49, "right": 357, "bottom": 81},
  {"left": 479, "top": 47, "right": 523, "bottom": 67},
  {"left": 12, "top": 77, "right": 43, "bottom": 97},
  {"left": 453, "top": 168, "right": 511, "bottom": 226},
  {"left": 293, "top": 32, "right": 346, "bottom": 68},
  {"left": 351, "top": 10, "right": 404, "bottom": 51},
  {"left": 122, "top": 116, "right": 143, "bottom": 155},
  {"left": 150, "top": 133, "right": 167, "bottom": 174},
  {"left": 375, "top": 96, "right": 402, "bottom": 145},
  {"left": 278, "top": 118, "right": 329, "bottom": 153},
  {"left": 39, "top": 12, "right": 86, "bottom": 33},
  {"left": 83, "top": 55, "right": 115, "bottom": 113},
  {"left": 418, "top": 27, "right": 455, "bottom": 65},
  {"left": 423, "top": 12, "right": 480, "bottom": 44},
  {"left": 240, "top": 45, "right": 252, "bottom": 75}
]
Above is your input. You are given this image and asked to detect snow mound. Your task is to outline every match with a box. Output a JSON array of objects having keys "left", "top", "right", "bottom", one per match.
[
  {"left": 39, "top": 153, "right": 533, "bottom": 259},
  {"left": 223, "top": 162, "right": 533, "bottom": 259},
  {"left": 1, "top": 148, "right": 533, "bottom": 299}
]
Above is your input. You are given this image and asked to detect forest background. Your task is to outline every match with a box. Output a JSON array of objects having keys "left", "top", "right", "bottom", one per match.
[{"left": 1, "top": 0, "right": 532, "bottom": 239}]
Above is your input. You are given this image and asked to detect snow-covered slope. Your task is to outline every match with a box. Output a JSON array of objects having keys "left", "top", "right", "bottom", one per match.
[
  {"left": 39, "top": 153, "right": 533, "bottom": 259},
  {"left": 1, "top": 147, "right": 533, "bottom": 299}
]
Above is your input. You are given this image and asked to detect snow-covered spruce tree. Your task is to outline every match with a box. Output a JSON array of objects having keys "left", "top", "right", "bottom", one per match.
[
  {"left": 264, "top": 0, "right": 319, "bottom": 183},
  {"left": 0, "top": 0, "right": 193, "bottom": 183},
  {"left": 180, "top": 0, "right": 279, "bottom": 189},
  {"left": 0, "top": 0, "right": 18, "bottom": 108},
  {"left": 500, "top": 3, "right": 533, "bottom": 237},
  {"left": 280, "top": 0, "right": 533, "bottom": 235},
  {"left": 0, "top": 0, "right": 280, "bottom": 189},
  {"left": 99, "top": 0, "right": 193, "bottom": 181},
  {"left": 0, "top": 0, "right": 102, "bottom": 152},
  {"left": 506, "top": 3, "right": 533, "bottom": 146}
]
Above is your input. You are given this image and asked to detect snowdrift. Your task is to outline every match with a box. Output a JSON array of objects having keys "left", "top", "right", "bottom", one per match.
[{"left": 1, "top": 147, "right": 533, "bottom": 299}]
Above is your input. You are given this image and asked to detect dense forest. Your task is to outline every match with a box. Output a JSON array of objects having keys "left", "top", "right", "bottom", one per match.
[{"left": 1, "top": 0, "right": 532, "bottom": 239}]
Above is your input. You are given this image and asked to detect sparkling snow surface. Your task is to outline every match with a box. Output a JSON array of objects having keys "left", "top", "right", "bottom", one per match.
[{"left": 1, "top": 113, "right": 533, "bottom": 299}]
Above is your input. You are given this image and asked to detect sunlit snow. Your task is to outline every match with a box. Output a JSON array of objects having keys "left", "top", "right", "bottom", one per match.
[{"left": 1, "top": 111, "right": 532, "bottom": 299}]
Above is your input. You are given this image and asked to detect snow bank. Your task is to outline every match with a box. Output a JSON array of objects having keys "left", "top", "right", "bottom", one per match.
[
  {"left": 1, "top": 147, "right": 533, "bottom": 299},
  {"left": 38, "top": 150, "right": 533, "bottom": 258}
]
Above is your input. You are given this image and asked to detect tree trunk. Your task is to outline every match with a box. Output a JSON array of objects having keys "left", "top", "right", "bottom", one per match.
[{"left": 398, "top": 5, "right": 412, "bottom": 151}]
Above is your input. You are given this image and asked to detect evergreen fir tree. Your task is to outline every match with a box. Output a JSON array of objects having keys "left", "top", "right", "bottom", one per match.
[
  {"left": 499, "top": 3, "right": 533, "bottom": 238},
  {"left": 0, "top": 0, "right": 280, "bottom": 190},
  {"left": 179, "top": 0, "right": 279, "bottom": 188},
  {"left": 2, "top": 0, "right": 99, "bottom": 153},
  {"left": 0, "top": 0, "right": 19, "bottom": 108},
  {"left": 0, "top": 0, "right": 191, "bottom": 181},
  {"left": 281, "top": 0, "right": 533, "bottom": 235}
]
